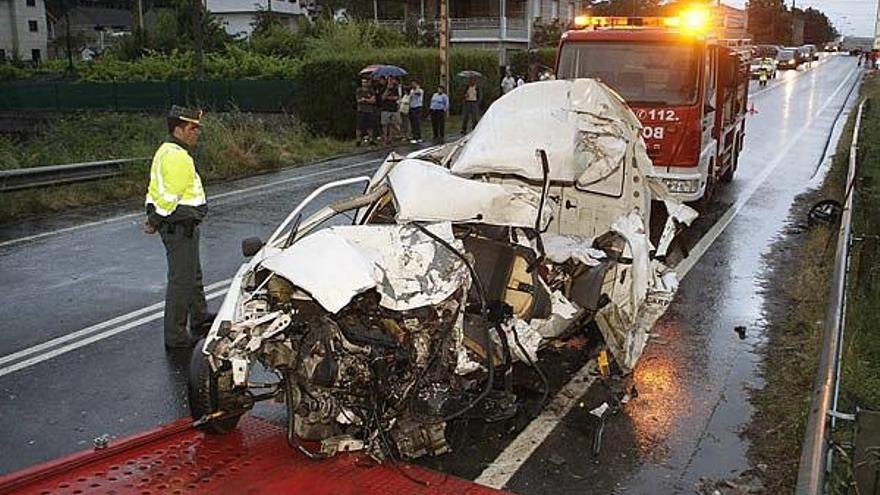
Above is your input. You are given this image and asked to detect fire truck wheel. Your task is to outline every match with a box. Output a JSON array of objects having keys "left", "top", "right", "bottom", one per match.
[
  {"left": 695, "top": 161, "right": 717, "bottom": 211},
  {"left": 188, "top": 339, "right": 244, "bottom": 434},
  {"left": 720, "top": 163, "right": 735, "bottom": 183}
]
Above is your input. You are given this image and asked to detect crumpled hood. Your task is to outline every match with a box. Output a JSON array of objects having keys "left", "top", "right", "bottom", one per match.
[{"left": 259, "top": 222, "right": 469, "bottom": 313}]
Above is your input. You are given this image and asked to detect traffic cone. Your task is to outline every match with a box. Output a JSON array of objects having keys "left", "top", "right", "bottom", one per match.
[{"left": 748, "top": 102, "right": 758, "bottom": 115}]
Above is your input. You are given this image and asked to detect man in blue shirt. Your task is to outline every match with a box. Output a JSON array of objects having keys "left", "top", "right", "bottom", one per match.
[{"left": 429, "top": 85, "right": 449, "bottom": 144}]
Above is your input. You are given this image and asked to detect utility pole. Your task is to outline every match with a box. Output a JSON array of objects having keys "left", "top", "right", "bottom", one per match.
[
  {"left": 373, "top": 0, "right": 378, "bottom": 23},
  {"left": 193, "top": 0, "right": 205, "bottom": 79},
  {"left": 64, "top": 2, "right": 73, "bottom": 72},
  {"left": 137, "top": 0, "right": 144, "bottom": 31},
  {"left": 439, "top": 0, "right": 449, "bottom": 92},
  {"left": 875, "top": 0, "right": 880, "bottom": 50}
]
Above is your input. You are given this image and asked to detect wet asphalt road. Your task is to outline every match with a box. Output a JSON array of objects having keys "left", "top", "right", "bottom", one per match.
[{"left": 0, "top": 55, "right": 862, "bottom": 493}]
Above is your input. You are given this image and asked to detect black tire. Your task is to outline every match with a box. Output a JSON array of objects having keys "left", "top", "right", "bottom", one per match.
[
  {"left": 693, "top": 160, "right": 717, "bottom": 212},
  {"left": 188, "top": 338, "right": 244, "bottom": 434},
  {"left": 720, "top": 153, "right": 736, "bottom": 183}
]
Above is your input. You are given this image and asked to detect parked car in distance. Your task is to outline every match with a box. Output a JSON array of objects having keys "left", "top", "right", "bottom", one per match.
[
  {"left": 777, "top": 49, "right": 799, "bottom": 70},
  {"left": 801, "top": 44, "right": 819, "bottom": 61}
]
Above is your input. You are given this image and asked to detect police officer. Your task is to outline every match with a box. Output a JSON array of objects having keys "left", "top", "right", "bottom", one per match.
[{"left": 144, "top": 106, "right": 212, "bottom": 350}]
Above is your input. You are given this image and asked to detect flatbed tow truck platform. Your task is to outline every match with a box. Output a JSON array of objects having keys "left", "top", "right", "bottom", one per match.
[{"left": 0, "top": 415, "right": 508, "bottom": 495}]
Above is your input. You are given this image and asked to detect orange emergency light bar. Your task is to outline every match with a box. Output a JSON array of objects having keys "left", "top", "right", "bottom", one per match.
[{"left": 574, "top": 5, "right": 713, "bottom": 35}]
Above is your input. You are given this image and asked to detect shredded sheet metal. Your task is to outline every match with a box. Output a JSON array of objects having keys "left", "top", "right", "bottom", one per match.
[
  {"left": 451, "top": 79, "right": 641, "bottom": 185},
  {"left": 593, "top": 209, "right": 682, "bottom": 372},
  {"left": 388, "top": 158, "right": 554, "bottom": 229},
  {"left": 260, "top": 223, "right": 469, "bottom": 313},
  {"left": 541, "top": 233, "right": 606, "bottom": 266}
]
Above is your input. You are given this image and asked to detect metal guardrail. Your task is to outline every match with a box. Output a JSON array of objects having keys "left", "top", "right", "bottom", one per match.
[
  {"left": 795, "top": 98, "right": 865, "bottom": 494},
  {"left": 0, "top": 157, "right": 150, "bottom": 193}
]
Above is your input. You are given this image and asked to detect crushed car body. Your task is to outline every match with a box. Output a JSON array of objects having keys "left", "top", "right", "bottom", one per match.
[{"left": 190, "top": 78, "right": 697, "bottom": 461}]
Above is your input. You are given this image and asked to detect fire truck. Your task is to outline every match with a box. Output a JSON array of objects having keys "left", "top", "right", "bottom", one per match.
[{"left": 555, "top": 6, "right": 751, "bottom": 204}]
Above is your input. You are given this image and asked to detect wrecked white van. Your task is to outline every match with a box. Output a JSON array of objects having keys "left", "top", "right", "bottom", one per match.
[{"left": 187, "top": 79, "right": 696, "bottom": 461}]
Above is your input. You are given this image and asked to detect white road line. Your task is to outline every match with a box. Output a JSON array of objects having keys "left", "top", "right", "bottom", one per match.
[
  {"left": 0, "top": 158, "right": 382, "bottom": 249},
  {"left": 474, "top": 362, "right": 598, "bottom": 488},
  {"left": 475, "top": 62, "right": 860, "bottom": 491},
  {"left": 0, "top": 278, "right": 231, "bottom": 367},
  {"left": 0, "top": 287, "right": 229, "bottom": 379}
]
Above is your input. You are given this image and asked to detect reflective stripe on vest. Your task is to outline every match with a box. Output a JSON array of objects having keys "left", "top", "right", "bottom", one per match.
[{"left": 145, "top": 142, "right": 206, "bottom": 216}]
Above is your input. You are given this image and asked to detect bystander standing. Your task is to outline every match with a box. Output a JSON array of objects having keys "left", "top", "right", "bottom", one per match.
[
  {"left": 408, "top": 80, "right": 424, "bottom": 143},
  {"left": 430, "top": 85, "right": 449, "bottom": 144},
  {"left": 460, "top": 77, "right": 480, "bottom": 134},
  {"left": 501, "top": 68, "right": 516, "bottom": 95},
  {"left": 355, "top": 78, "right": 377, "bottom": 146},
  {"left": 381, "top": 77, "right": 401, "bottom": 145}
]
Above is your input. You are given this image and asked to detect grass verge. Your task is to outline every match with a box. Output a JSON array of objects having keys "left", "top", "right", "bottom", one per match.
[
  {"left": 744, "top": 75, "right": 868, "bottom": 492},
  {"left": 828, "top": 72, "right": 880, "bottom": 491},
  {"left": 0, "top": 111, "right": 470, "bottom": 225}
]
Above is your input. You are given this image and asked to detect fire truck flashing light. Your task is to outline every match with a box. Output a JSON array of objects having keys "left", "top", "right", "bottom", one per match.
[{"left": 573, "top": 5, "right": 712, "bottom": 35}]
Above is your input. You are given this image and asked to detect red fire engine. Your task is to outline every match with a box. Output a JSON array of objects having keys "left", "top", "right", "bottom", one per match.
[{"left": 555, "top": 7, "right": 751, "bottom": 204}]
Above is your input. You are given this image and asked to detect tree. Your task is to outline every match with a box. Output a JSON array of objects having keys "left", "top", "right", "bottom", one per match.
[
  {"left": 800, "top": 7, "right": 839, "bottom": 44},
  {"left": 587, "top": 0, "right": 663, "bottom": 16},
  {"left": 747, "top": 0, "right": 791, "bottom": 44}
]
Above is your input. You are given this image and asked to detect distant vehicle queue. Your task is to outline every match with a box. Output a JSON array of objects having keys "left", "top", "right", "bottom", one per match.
[{"left": 749, "top": 43, "right": 821, "bottom": 79}]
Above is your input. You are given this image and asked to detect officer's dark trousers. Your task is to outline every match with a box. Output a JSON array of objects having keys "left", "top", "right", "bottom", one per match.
[{"left": 160, "top": 223, "right": 208, "bottom": 347}]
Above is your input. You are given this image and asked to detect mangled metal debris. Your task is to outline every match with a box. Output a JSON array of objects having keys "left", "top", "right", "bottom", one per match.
[{"left": 191, "top": 78, "right": 696, "bottom": 462}]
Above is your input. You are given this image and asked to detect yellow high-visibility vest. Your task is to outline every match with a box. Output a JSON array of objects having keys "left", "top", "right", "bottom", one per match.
[{"left": 145, "top": 142, "right": 206, "bottom": 216}]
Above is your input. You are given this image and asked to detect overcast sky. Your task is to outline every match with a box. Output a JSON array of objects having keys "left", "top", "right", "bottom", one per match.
[{"left": 723, "top": 0, "right": 878, "bottom": 37}]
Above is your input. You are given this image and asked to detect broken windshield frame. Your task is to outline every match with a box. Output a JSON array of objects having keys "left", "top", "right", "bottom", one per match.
[
  {"left": 557, "top": 41, "right": 701, "bottom": 106},
  {"left": 266, "top": 176, "right": 373, "bottom": 248}
]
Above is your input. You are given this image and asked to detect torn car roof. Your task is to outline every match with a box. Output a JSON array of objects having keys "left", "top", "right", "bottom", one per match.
[{"left": 450, "top": 79, "right": 641, "bottom": 185}]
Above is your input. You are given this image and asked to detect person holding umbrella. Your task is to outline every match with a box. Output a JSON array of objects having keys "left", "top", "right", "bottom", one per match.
[
  {"left": 460, "top": 76, "right": 481, "bottom": 134},
  {"left": 380, "top": 76, "right": 402, "bottom": 145}
]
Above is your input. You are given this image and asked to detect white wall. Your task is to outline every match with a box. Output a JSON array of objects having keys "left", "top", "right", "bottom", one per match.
[
  {"left": 207, "top": 0, "right": 304, "bottom": 37},
  {"left": 0, "top": 0, "right": 48, "bottom": 62}
]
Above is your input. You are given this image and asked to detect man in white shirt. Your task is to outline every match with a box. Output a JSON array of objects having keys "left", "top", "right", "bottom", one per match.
[{"left": 501, "top": 68, "right": 516, "bottom": 95}]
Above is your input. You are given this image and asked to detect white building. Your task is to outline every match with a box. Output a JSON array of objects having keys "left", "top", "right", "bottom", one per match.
[
  {"left": 0, "top": 0, "right": 48, "bottom": 63},
  {"left": 207, "top": 0, "right": 312, "bottom": 38}
]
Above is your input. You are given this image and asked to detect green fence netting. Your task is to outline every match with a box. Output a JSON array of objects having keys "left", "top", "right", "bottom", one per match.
[{"left": 0, "top": 80, "right": 295, "bottom": 113}]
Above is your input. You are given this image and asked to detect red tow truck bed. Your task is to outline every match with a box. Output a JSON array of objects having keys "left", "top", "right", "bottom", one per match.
[{"left": 0, "top": 416, "right": 508, "bottom": 495}]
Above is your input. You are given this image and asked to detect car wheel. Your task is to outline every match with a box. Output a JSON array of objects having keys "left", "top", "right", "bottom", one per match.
[{"left": 188, "top": 338, "right": 244, "bottom": 434}]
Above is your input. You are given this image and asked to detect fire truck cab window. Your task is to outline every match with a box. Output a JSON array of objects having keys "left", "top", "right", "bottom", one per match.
[{"left": 558, "top": 41, "right": 700, "bottom": 105}]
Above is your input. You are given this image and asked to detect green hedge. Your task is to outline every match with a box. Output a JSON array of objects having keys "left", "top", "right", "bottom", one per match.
[
  {"left": 293, "top": 47, "right": 499, "bottom": 138},
  {"left": 509, "top": 48, "right": 557, "bottom": 80}
]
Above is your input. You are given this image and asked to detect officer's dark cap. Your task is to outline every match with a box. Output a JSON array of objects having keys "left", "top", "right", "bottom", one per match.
[{"left": 168, "top": 105, "right": 202, "bottom": 126}]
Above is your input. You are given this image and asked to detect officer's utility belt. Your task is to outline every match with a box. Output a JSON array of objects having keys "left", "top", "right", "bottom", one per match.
[{"left": 160, "top": 219, "right": 197, "bottom": 237}]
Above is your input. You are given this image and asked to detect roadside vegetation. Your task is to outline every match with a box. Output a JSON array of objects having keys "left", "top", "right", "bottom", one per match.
[
  {"left": 829, "top": 73, "right": 880, "bottom": 491},
  {"left": 0, "top": 111, "right": 356, "bottom": 223},
  {"left": 745, "top": 73, "right": 880, "bottom": 492},
  {"left": 745, "top": 75, "right": 874, "bottom": 492}
]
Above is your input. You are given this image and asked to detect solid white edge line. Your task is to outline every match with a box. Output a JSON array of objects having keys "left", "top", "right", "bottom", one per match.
[
  {"left": 0, "top": 287, "right": 229, "bottom": 379},
  {"left": 475, "top": 60, "right": 859, "bottom": 490},
  {"left": 0, "top": 278, "right": 231, "bottom": 367},
  {"left": 0, "top": 158, "right": 383, "bottom": 249},
  {"left": 474, "top": 362, "right": 598, "bottom": 488}
]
